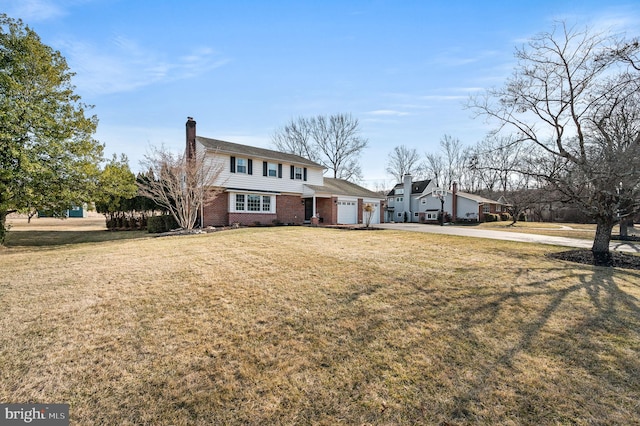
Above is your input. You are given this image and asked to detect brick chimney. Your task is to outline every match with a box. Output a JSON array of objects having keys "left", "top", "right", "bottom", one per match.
[
  {"left": 186, "top": 117, "right": 196, "bottom": 159},
  {"left": 452, "top": 182, "right": 458, "bottom": 221}
]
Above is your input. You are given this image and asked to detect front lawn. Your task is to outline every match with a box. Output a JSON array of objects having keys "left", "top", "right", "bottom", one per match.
[{"left": 1, "top": 225, "right": 638, "bottom": 424}]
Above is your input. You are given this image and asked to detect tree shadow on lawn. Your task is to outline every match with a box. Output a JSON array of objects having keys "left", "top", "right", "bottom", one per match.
[
  {"left": 444, "top": 264, "right": 640, "bottom": 423},
  {"left": 3, "top": 230, "right": 150, "bottom": 248}
]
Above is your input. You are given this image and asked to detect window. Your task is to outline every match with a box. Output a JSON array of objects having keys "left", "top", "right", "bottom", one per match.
[
  {"left": 427, "top": 212, "right": 438, "bottom": 220},
  {"left": 483, "top": 204, "right": 490, "bottom": 214},
  {"left": 289, "top": 165, "right": 307, "bottom": 180},
  {"left": 268, "top": 163, "right": 277, "bottom": 177},
  {"left": 247, "top": 195, "right": 261, "bottom": 211},
  {"left": 235, "top": 194, "right": 245, "bottom": 211},
  {"left": 232, "top": 193, "right": 275, "bottom": 213},
  {"left": 236, "top": 158, "right": 247, "bottom": 174}
]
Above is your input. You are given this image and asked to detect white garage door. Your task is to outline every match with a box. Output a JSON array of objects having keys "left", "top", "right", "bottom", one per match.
[
  {"left": 365, "top": 202, "right": 380, "bottom": 225},
  {"left": 337, "top": 200, "right": 358, "bottom": 224}
]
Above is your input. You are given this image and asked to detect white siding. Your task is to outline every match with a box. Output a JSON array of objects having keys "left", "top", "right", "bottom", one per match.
[
  {"left": 203, "top": 142, "right": 323, "bottom": 194},
  {"left": 457, "top": 197, "right": 480, "bottom": 220}
]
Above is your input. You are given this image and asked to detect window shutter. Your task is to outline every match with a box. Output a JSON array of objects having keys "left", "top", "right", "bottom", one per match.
[
  {"left": 278, "top": 164, "right": 282, "bottom": 178},
  {"left": 230, "top": 156, "right": 236, "bottom": 173},
  {"left": 263, "top": 162, "right": 267, "bottom": 177},
  {"left": 290, "top": 165, "right": 295, "bottom": 179},
  {"left": 248, "top": 159, "right": 253, "bottom": 175},
  {"left": 303, "top": 167, "right": 307, "bottom": 181}
]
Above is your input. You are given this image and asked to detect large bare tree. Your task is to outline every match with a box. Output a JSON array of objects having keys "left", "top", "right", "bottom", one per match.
[
  {"left": 386, "top": 145, "right": 425, "bottom": 183},
  {"left": 138, "top": 146, "right": 223, "bottom": 230},
  {"left": 470, "top": 22, "right": 640, "bottom": 264},
  {"left": 272, "top": 113, "right": 368, "bottom": 182},
  {"left": 425, "top": 135, "right": 469, "bottom": 189}
]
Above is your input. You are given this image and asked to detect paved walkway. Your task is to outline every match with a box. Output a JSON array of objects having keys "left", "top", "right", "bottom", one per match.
[{"left": 375, "top": 223, "right": 640, "bottom": 253}]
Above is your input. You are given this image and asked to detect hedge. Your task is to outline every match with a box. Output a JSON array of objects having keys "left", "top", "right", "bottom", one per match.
[{"left": 147, "top": 215, "right": 179, "bottom": 233}]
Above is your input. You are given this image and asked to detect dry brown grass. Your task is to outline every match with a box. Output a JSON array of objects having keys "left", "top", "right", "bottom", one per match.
[{"left": 1, "top": 221, "right": 639, "bottom": 425}]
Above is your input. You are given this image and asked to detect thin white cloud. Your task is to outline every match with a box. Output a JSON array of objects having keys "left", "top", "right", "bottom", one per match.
[
  {"left": 57, "top": 35, "right": 230, "bottom": 95},
  {"left": 4, "top": 0, "right": 66, "bottom": 21}
]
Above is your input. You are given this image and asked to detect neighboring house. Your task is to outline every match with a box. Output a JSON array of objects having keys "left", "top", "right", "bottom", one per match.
[
  {"left": 386, "top": 174, "right": 506, "bottom": 223},
  {"left": 38, "top": 204, "right": 88, "bottom": 218},
  {"left": 186, "top": 118, "right": 385, "bottom": 226},
  {"left": 417, "top": 182, "right": 507, "bottom": 223},
  {"left": 66, "top": 205, "right": 88, "bottom": 218},
  {"left": 385, "top": 174, "right": 436, "bottom": 222}
]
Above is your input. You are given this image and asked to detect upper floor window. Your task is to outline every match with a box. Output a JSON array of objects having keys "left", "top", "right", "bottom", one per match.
[
  {"left": 236, "top": 158, "right": 247, "bottom": 174},
  {"left": 290, "top": 165, "right": 307, "bottom": 181},
  {"left": 262, "top": 161, "right": 282, "bottom": 178},
  {"left": 230, "top": 156, "right": 252, "bottom": 175}
]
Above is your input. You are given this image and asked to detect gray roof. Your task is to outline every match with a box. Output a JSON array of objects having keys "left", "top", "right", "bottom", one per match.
[
  {"left": 387, "top": 179, "right": 432, "bottom": 196},
  {"left": 456, "top": 191, "right": 505, "bottom": 205},
  {"left": 305, "top": 178, "right": 385, "bottom": 199},
  {"left": 196, "top": 136, "right": 323, "bottom": 168}
]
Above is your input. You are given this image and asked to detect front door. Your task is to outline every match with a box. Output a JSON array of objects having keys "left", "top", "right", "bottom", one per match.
[{"left": 304, "top": 198, "right": 313, "bottom": 221}]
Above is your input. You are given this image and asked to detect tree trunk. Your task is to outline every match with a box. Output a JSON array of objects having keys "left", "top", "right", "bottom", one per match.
[
  {"left": 592, "top": 220, "right": 614, "bottom": 266},
  {"left": 0, "top": 210, "right": 7, "bottom": 244}
]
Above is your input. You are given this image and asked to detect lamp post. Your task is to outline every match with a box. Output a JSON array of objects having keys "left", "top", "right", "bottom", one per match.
[{"left": 432, "top": 188, "right": 447, "bottom": 226}]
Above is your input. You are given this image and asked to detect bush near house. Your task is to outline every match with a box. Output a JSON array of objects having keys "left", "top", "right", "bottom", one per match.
[
  {"left": 484, "top": 213, "right": 500, "bottom": 222},
  {"left": 147, "top": 215, "right": 179, "bottom": 233}
]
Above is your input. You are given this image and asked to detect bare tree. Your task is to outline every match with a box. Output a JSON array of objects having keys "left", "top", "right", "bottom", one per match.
[
  {"left": 272, "top": 113, "right": 368, "bottom": 182},
  {"left": 424, "top": 152, "right": 445, "bottom": 188},
  {"left": 386, "top": 145, "right": 425, "bottom": 183},
  {"left": 441, "top": 135, "right": 465, "bottom": 189},
  {"left": 363, "top": 203, "right": 376, "bottom": 228},
  {"left": 138, "top": 146, "right": 224, "bottom": 230},
  {"left": 470, "top": 135, "right": 525, "bottom": 194},
  {"left": 425, "top": 135, "right": 468, "bottom": 189},
  {"left": 271, "top": 116, "right": 317, "bottom": 162},
  {"left": 469, "top": 22, "right": 640, "bottom": 264}
]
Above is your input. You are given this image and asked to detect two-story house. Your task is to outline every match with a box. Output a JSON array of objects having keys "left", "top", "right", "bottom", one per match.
[
  {"left": 386, "top": 174, "right": 507, "bottom": 223},
  {"left": 385, "top": 174, "right": 436, "bottom": 222},
  {"left": 185, "top": 118, "right": 385, "bottom": 227}
]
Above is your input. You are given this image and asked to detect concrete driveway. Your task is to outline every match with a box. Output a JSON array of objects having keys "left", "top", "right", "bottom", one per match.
[{"left": 375, "top": 223, "right": 640, "bottom": 253}]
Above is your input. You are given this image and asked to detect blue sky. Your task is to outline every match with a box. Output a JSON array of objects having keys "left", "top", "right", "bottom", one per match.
[{"left": 6, "top": 0, "right": 640, "bottom": 189}]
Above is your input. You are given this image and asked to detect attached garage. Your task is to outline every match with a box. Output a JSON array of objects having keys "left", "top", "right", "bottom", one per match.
[
  {"left": 303, "top": 178, "right": 386, "bottom": 225},
  {"left": 337, "top": 199, "right": 358, "bottom": 224}
]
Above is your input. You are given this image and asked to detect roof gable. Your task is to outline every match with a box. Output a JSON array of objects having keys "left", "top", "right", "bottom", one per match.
[{"left": 196, "top": 136, "right": 323, "bottom": 168}]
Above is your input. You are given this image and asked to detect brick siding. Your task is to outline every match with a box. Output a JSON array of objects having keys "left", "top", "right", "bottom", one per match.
[
  {"left": 276, "top": 194, "right": 305, "bottom": 225},
  {"left": 202, "top": 191, "right": 228, "bottom": 227}
]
